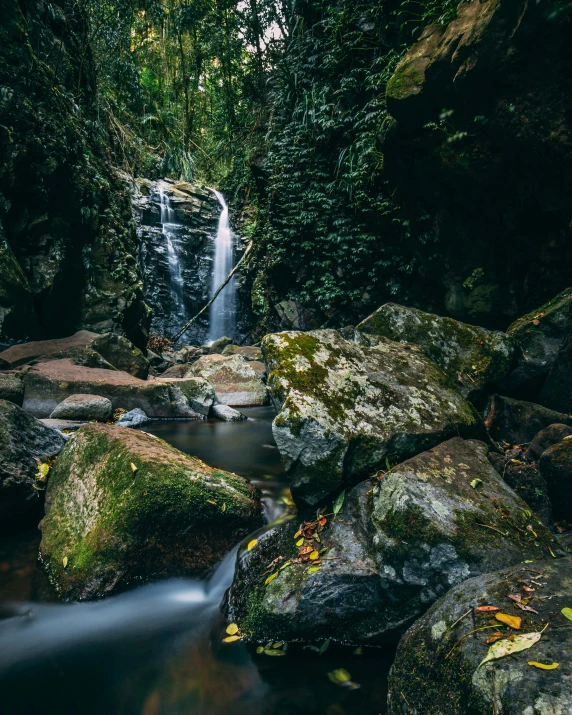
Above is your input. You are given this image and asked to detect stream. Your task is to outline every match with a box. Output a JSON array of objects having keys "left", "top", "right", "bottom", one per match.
[{"left": 0, "top": 408, "right": 394, "bottom": 715}]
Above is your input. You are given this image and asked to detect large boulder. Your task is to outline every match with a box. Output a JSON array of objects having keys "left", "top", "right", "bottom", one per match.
[
  {"left": 388, "top": 557, "right": 572, "bottom": 715},
  {"left": 221, "top": 345, "right": 263, "bottom": 362},
  {"left": 227, "top": 438, "right": 561, "bottom": 645},
  {"left": 525, "top": 423, "right": 572, "bottom": 462},
  {"left": 50, "top": 394, "right": 113, "bottom": 422},
  {"left": 209, "top": 336, "right": 234, "bottom": 354},
  {"left": 538, "top": 333, "right": 572, "bottom": 413},
  {"left": 0, "top": 371, "right": 24, "bottom": 405},
  {"left": 538, "top": 438, "right": 572, "bottom": 523},
  {"left": 190, "top": 354, "right": 268, "bottom": 407},
  {"left": 502, "top": 288, "right": 572, "bottom": 396},
  {"left": 262, "top": 329, "right": 479, "bottom": 506},
  {"left": 22, "top": 359, "right": 212, "bottom": 418},
  {"left": 484, "top": 394, "right": 572, "bottom": 446},
  {"left": 357, "top": 303, "right": 513, "bottom": 399},
  {"left": 0, "top": 400, "right": 66, "bottom": 527},
  {"left": 39, "top": 424, "right": 262, "bottom": 600},
  {"left": 0, "top": 331, "right": 150, "bottom": 379}
]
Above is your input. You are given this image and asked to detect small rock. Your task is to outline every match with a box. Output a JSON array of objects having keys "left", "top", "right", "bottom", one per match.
[
  {"left": 538, "top": 437, "right": 572, "bottom": 522},
  {"left": 116, "top": 408, "right": 151, "bottom": 427},
  {"left": 525, "top": 423, "right": 572, "bottom": 462},
  {"left": 221, "top": 345, "right": 263, "bottom": 361},
  {"left": 50, "top": 394, "right": 114, "bottom": 422},
  {"left": 161, "top": 364, "right": 194, "bottom": 378},
  {"left": 212, "top": 404, "right": 247, "bottom": 421},
  {"left": 209, "top": 336, "right": 234, "bottom": 354},
  {"left": 484, "top": 394, "right": 572, "bottom": 445}
]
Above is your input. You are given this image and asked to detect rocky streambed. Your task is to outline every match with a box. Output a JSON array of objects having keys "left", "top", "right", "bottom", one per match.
[{"left": 2, "top": 290, "right": 572, "bottom": 714}]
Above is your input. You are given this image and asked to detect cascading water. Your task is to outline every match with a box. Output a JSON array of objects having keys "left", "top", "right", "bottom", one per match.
[
  {"left": 208, "top": 190, "right": 236, "bottom": 342},
  {"left": 158, "top": 183, "right": 186, "bottom": 324}
]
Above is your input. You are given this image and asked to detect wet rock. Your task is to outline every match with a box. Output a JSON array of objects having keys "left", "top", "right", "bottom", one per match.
[
  {"left": 0, "top": 371, "right": 24, "bottom": 405},
  {"left": 209, "top": 336, "right": 234, "bottom": 354},
  {"left": 190, "top": 354, "right": 267, "bottom": 407},
  {"left": 50, "top": 394, "right": 113, "bottom": 422},
  {"left": 502, "top": 288, "right": 572, "bottom": 396},
  {"left": 484, "top": 394, "right": 572, "bottom": 446},
  {"left": 161, "top": 364, "right": 195, "bottom": 378},
  {"left": 263, "top": 329, "right": 479, "bottom": 507},
  {"left": 357, "top": 303, "right": 513, "bottom": 400},
  {"left": 157, "top": 376, "right": 215, "bottom": 416},
  {"left": 116, "top": 408, "right": 151, "bottom": 428},
  {"left": 22, "top": 359, "right": 207, "bottom": 419},
  {"left": 558, "top": 532, "right": 572, "bottom": 553},
  {"left": 0, "top": 331, "right": 150, "bottom": 378},
  {"left": 40, "top": 419, "right": 86, "bottom": 432},
  {"left": 39, "top": 424, "right": 262, "bottom": 600},
  {"left": 228, "top": 438, "right": 559, "bottom": 644},
  {"left": 212, "top": 404, "right": 247, "bottom": 422},
  {"left": 538, "top": 438, "right": 572, "bottom": 522},
  {"left": 538, "top": 333, "right": 572, "bottom": 413},
  {"left": 388, "top": 557, "right": 572, "bottom": 715},
  {"left": 221, "top": 345, "right": 263, "bottom": 361},
  {"left": 525, "top": 423, "right": 572, "bottom": 462},
  {"left": 0, "top": 400, "right": 65, "bottom": 527}
]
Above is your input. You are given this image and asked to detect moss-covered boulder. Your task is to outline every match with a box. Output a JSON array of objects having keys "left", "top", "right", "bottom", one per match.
[
  {"left": 227, "top": 438, "right": 560, "bottom": 645},
  {"left": 502, "top": 288, "right": 572, "bottom": 396},
  {"left": 357, "top": 303, "right": 513, "bottom": 399},
  {"left": 0, "top": 400, "right": 65, "bottom": 528},
  {"left": 538, "top": 438, "right": 572, "bottom": 523},
  {"left": 388, "top": 557, "right": 572, "bottom": 715},
  {"left": 484, "top": 394, "right": 572, "bottom": 446},
  {"left": 190, "top": 354, "right": 267, "bottom": 407},
  {"left": 525, "top": 423, "right": 572, "bottom": 462},
  {"left": 262, "top": 329, "right": 479, "bottom": 506},
  {"left": 0, "top": 371, "right": 24, "bottom": 405},
  {"left": 50, "top": 394, "right": 113, "bottom": 422},
  {"left": 39, "top": 424, "right": 262, "bottom": 600}
]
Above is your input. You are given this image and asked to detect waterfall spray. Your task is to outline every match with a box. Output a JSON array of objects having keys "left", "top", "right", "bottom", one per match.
[{"left": 208, "top": 190, "right": 236, "bottom": 342}]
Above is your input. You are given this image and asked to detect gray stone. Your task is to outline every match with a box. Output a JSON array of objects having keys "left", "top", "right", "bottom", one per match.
[
  {"left": 388, "top": 558, "right": 572, "bottom": 715},
  {"left": 50, "top": 394, "right": 113, "bottom": 422},
  {"left": 190, "top": 354, "right": 267, "bottom": 407},
  {"left": 116, "top": 408, "right": 151, "bottom": 428},
  {"left": 209, "top": 336, "right": 234, "bottom": 354},
  {"left": 262, "top": 329, "right": 479, "bottom": 507},
  {"left": 0, "top": 400, "right": 65, "bottom": 526},
  {"left": 212, "top": 404, "right": 247, "bottom": 421},
  {"left": 484, "top": 394, "right": 572, "bottom": 446},
  {"left": 0, "top": 371, "right": 24, "bottom": 405}
]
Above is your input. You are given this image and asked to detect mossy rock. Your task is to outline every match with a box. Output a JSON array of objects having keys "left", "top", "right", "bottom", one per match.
[
  {"left": 388, "top": 557, "right": 572, "bottom": 715},
  {"left": 227, "top": 438, "right": 561, "bottom": 645},
  {"left": 262, "top": 329, "right": 480, "bottom": 507},
  {"left": 39, "top": 424, "right": 262, "bottom": 600},
  {"left": 357, "top": 303, "right": 513, "bottom": 400},
  {"left": 190, "top": 354, "right": 268, "bottom": 407}
]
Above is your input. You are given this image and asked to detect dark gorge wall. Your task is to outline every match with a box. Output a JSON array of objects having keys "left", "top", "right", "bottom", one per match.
[{"left": 0, "top": 0, "right": 149, "bottom": 347}]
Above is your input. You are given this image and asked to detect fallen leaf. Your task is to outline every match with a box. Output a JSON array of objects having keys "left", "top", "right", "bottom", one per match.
[
  {"left": 328, "top": 669, "right": 351, "bottom": 685},
  {"left": 247, "top": 539, "right": 257, "bottom": 551},
  {"left": 294, "top": 530, "right": 302, "bottom": 539},
  {"left": 332, "top": 490, "right": 345, "bottom": 516},
  {"left": 223, "top": 635, "right": 242, "bottom": 643},
  {"left": 279, "top": 560, "right": 292, "bottom": 571},
  {"left": 130, "top": 462, "right": 138, "bottom": 473},
  {"left": 222, "top": 503, "right": 227, "bottom": 512},
  {"left": 487, "top": 631, "right": 504, "bottom": 644},
  {"left": 309, "top": 566, "right": 321, "bottom": 573},
  {"left": 522, "top": 586, "right": 535, "bottom": 593},
  {"left": 561, "top": 607, "right": 572, "bottom": 622},
  {"left": 479, "top": 631, "right": 542, "bottom": 668},
  {"left": 309, "top": 550, "right": 320, "bottom": 561},
  {"left": 528, "top": 661, "right": 559, "bottom": 670},
  {"left": 36, "top": 463, "right": 50, "bottom": 482},
  {"left": 62, "top": 556, "right": 68, "bottom": 569},
  {"left": 471, "top": 478, "right": 483, "bottom": 489},
  {"left": 265, "top": 572, "right": 278, "bottom": 586},
  {"left": 495, "top": 613, "right": 522, "bottom": 629},
  {"left": 226, "top": 623, "right": 239, "bottom": 635},
  {"left": 319, "top": 517, "right": 327, "bottom": 527},
  {"left": 508, "top": 594, "right": 539, "bottom": 614},
  {"left": 354, "top": 646, "right": 363, "bottom": 655},
  {"left": 532, "top": 319, "right": 540, "bottom": 326},
  {"left": 207, "top": 500, "right": 217, "bottom": 505},
  {"left": 295, "top": 538, "right": 304, "bottom": 547},
  {"left": 476, "top": 605, "right": 499, "bottom": 612}
]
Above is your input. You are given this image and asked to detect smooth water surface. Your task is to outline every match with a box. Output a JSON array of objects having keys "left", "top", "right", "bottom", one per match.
[{"left": 0, "top": 408, "right": 393, "bottom": 715}]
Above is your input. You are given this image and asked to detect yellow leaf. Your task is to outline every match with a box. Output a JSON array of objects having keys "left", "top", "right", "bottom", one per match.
[
  {"left": 327, "top": 669, "right": 351, "bottom": 685},
  {"left": 226, "top": 623, "right": 239, "bottom": 635},
  {"left": 36, "top": 463, "right": 50, "bottom": 482},
  {"left": 309, "top": 567, "right": 321, "bottom": 573},
  {"left": 207, "top": 500, "right": 217, "bottom": 505},
  {"left": 222, "top": 502, "right": 227, "bottom": 512},
  {"left": 495, "top": 612, "right": 522, "bottom": 629},
  {"left": 296, "top": 538, "right": 304, "bottom": 547},
  {"left": 528, "top": 661, "right": 559, "bottom": 670},
  {"left": 130, "top": 462, "right": 138, "bottom": 473},
  {"left": 256, "top": 646, "right": 264, "bottom": 654},
  {"left": 309, "top": 550, "right": 320, "bottom": 561},
  {"left": 561, "top": 607, "right": 572, "bottom": 622},
  {"left": 265, "top": 572, "right": 278, "bottom": 586},
  {"left": 62, "top": 556, "right": 68, "bottom": 569},
  {"left": 223, "top": 635, "right": 242, "bottom": 643},
  {"left": 279, "top": 561, "right": 292, "bottom": 571},
  {"left": 247, "top": 539, "right": 257, "bottom": 551},
  {"left": 293, "top": 530, "right": 302, "bottom": 539},
  {"left": 479, "top": 631, "right": 542, "bottom": 668},
  {"left": 262, "top": 648, "right": 286, "bottom": 656}
]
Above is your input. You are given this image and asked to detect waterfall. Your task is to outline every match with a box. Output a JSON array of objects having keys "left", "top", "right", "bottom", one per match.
[
  {"left": 208, "top": 190, "right": 236, "bottom": 342},
  {"left": 158, "top": 183, "right": 186, "bottom": 323}
]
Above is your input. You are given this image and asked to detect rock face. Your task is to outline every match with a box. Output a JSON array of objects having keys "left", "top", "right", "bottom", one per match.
[
  {"left": 134, "top": 180, "right": 219, "bottom": 344},
  {"left": 0, "top": 400, "right": 65, "bottom": 527},
  {"left": 0, "top": 372, "right": 24, "bottom": 405},
  {"left": 190, "top": 354, "right": 267, "bottom": 407},
  {"left": 484, "top": 394, "right": 572, "bottom": 446},
  {"left": 50, "top": 394, "right": 113, "bottom": 422},
  {"left": 357, "top": 303, "right": 513, "bottom": 399},
  {"left": 0, "top": 331, "right": 150, "bottom": 378},
  {"left": 39, "top": 424, "right": 262, "bottom": 600},
  {"left": 0, "top": 1, "right": 149, "bottom": 346},
  {"left": 22, "top": 359, "right": 212, "bottom": 418},
  {"left": 538, "top": 438, "right": 572, "bottom": 522},
  {"left": 263, "top": 329, "right": 479, "bottom": 506},
  {"left": 228, "top": 438, "right": 561, "bottom": 645},
  {"left": 388, "top": 558, "right": 572, "bottom": 715}
]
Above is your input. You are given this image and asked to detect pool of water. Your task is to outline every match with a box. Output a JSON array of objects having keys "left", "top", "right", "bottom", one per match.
[{"left": 0, "top": 408, "right": 394, "bottom": 715}]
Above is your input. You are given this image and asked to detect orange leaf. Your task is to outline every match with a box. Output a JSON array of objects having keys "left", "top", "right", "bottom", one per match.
[
  {"left": 487, "top": 631, "right": 504, "bottom": 644},
  {"left": 496, "top": 612, "right": 522, "bottom": 629},
  {"left": 476, "top": 605, "right": 499, "bottom": 612}
]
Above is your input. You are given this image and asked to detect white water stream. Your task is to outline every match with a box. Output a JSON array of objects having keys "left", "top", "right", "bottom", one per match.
[
  {"left": 158, "top": 183, "right": 186, "bottom": 322},
  {"left": 208, "top": 190, "right": 236, "bottom": 342}
]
